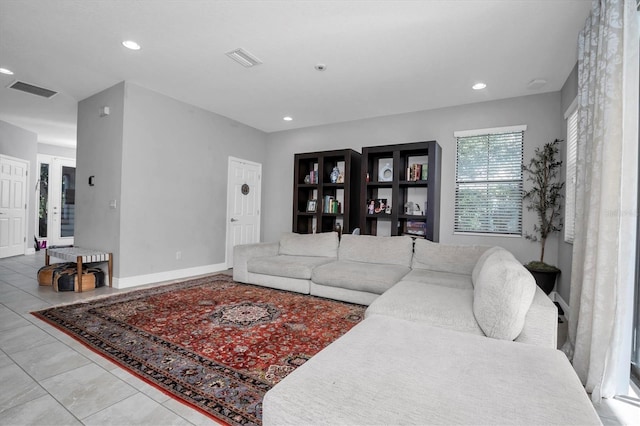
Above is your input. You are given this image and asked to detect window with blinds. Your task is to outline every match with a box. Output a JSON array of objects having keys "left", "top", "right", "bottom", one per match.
[
  {"left": 454, "top": 127, "right": 524, "bottom": 235},
  {"left": 564, "top": 107, "right": 578, "bottom": 243}
]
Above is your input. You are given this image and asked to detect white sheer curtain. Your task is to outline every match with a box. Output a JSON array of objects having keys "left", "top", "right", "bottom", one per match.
[{"left": 563, "top": 0, "right": 639, "bottom": 401}]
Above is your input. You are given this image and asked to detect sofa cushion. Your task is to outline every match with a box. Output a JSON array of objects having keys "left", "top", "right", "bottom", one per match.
[
  {"left": 278, "top": 232, "right": 338, "bottom": 258},
  {"left": 312, "top": 260, "right": 410, "bottom": 294},
  {"left": 263, "top": 315, "right": 601, "bottom": 426},
  {"left": 248, "top": 255, "right": 335, "bottom": 280},
  {"left": 401, "top": 269, "right": 473, "bottom": 290},
  {"left": 473, "top": 250, "right": 536, "bottom": 340},
  {"left": 338, "top": 234, "right": 413, "bottom": 267},
  {"left": 471, "top": 246, "right": 512, "bottom": 287},
  {"left": 411, "top": 239, "right": 490, "bottom": 275},
  {"left": 366, "top": 281, "right": 484, "bottom": 335}
]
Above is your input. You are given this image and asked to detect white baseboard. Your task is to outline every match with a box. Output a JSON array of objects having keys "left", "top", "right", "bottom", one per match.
[
  {"left": 549, "top": 291, "right": 571, "bottom": 318},
  {"left": 113, "top": 263, "right": 228, "bottom": 289}
]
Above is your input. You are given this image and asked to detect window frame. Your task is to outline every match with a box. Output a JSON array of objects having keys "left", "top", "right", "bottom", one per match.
[
  {"left": 564, "top": 99, "right": 578, "bottom": 244},
  {"left": 453, "top": 125, "right": 526, "bottom": 236}
]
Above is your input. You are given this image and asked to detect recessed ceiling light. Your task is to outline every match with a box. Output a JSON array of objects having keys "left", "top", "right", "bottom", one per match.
[
  {"left": 283, "top": 116, "right": 293, "bottom": 121},
  {"left": 226, "top": 48, "right": 263, "bottom": 68},
  {"left": 0, "top": 68, "right": 14, "bottom": 75},
  {"left": 527, "top": 79, "right": 547, "bottom": 90},
  {"left": 472, "top": 82, "right": 487, "bottom": 90},
  {"left": 122, "top": 40, "right": 141, "bottom": 50}
]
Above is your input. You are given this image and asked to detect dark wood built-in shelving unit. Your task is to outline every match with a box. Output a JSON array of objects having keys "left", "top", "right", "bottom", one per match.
[
  {"left": 360, "top": 141, "right": 441, "bottom": 241},
  {"left": 293, "top": 149, "right": 361, "bottom": 234}
]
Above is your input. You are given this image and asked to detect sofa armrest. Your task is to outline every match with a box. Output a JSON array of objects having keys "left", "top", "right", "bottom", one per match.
[
  {"left": 515, "top": 286, "right": 558, "bottom": 348},
  {"left": 233, "top": 242, "right": 279, "bottom": 283}
]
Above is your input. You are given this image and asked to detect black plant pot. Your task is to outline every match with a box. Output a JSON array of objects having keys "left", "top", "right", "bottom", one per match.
[{"left": 524, "top": 265, "right": 560, "bottom": 295}]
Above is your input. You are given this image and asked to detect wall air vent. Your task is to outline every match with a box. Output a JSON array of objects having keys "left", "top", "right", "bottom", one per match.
[
  {"left": 225, "top": 48, "right": 263, "bottom": 68},
  {"left": 8, "top": 80, "right": 58, "bottom": 98}
]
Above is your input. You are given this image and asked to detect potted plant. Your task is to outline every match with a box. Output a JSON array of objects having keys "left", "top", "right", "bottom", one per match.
[{"left": 522, "top": 139, "right": 564, "bottom": 294}]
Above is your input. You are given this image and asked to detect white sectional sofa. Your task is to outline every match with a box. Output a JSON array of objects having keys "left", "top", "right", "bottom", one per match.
[{"left": 233, "top": 232, "right": 601, "bottom": 425}]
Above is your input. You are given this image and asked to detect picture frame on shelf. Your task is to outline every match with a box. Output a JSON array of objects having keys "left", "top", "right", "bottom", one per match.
[{"left": 306, "top": 199, "right": 317, "bottom": 212}]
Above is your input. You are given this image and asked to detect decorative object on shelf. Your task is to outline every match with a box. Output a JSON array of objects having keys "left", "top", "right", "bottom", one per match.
[
  {"left": 522, "top": 138, "right": 564, "bottom": 294},
  {"left": 241, "top": 183, "right": 250, "bottom": 195},
  {"left": 379, "top": 163, "right": 393, "bottom": 182},
  {"left": 304, "top": 175, "right": 311, "bottom": 184},
  {"left": 385, "top": 204, "right": 391, "bottom": 214},
  {"left": 330, "top": 166, "right": 340, "bottom": 183},
  {"left": 373, "top": 199, "right": 387, "bottom": 214},
  {"left": 405, "top": 201, "right": 415, "bottom": 215},
  {"left": 421, "top": 163, "right": 429, "bottom": 180},
  {"left": 337, "top": 172, "right": 344, "bottom": 184},
  {"left": 306, "top": 199, "right": 317, "bottom": 212},
  {"left": 367, "top": 199, "right": 375, "bottom": 215}
]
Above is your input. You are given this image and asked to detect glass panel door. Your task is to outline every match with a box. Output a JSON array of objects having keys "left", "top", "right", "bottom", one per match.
[
  {"left": 60, "top": 166, "right": 75, "bottom": 238},
  {"left": 38, "top": 163, "right": 49, "bottom": 240},
  {"left": 36, "top": 156, "right": 75, "bottom": 247}
]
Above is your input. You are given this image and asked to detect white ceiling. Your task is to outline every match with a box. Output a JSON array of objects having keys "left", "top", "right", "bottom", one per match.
[{"left": 0, "top": 0, "right": 591, "bottom": 148}]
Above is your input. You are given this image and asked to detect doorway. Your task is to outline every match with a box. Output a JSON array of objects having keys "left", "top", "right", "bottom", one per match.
[
  {"left": 37, "top": 155, "right": 76, "bottom": 247},
  {"left": 226, "top": 157, "right": 262, "bottom": 268},
  {"left": 0, "top": 155, "right": 29, "bottom": 258}
]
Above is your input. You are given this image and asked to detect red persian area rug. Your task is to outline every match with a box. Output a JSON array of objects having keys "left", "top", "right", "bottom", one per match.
[{"left": 32, "top": 274, "right": 365, "bottom": 425}]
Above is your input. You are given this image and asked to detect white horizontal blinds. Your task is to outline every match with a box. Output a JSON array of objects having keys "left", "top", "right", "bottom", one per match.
[
  {"left": 455, "top": 130, "right": 524, "bottom": 235},
  {"left": 565, "top": 108, "right": 578, "bottom": 243}
]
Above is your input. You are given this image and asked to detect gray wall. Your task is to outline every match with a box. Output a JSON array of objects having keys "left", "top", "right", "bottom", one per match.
[
  {"left": 0, "top": 120, "right": 38, "bottom": 251},
  {"left": 263, "top": 92, "right": 563, "bottom": 264},
  {"left": 556, "top": 62, "right": 579, "bottom": 304},
  {"left": 76, "top": 82, "right": 126, "bottom": 274},
  {"left": 76, "top": 82, "right": 268, "bottom": 279},
  {"left": 38, "top": 143, "right": 76, "bottom": 159}
]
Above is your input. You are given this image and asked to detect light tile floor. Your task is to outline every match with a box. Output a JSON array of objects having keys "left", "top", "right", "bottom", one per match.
[
  {"left": 0, "top": 252, "right": 221, "bottom": 425},
  {"left": 0, "top": 252, "right": 638, "bottom": 425}
]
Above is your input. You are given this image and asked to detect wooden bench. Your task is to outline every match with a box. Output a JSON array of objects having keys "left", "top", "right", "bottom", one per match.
[{"left": 45, "top": 247, "right": 113, "bottom": 292}]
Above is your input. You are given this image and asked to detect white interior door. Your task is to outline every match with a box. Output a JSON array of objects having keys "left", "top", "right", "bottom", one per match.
[
  {"left": 226, "top": 157, "right": 261, "bottom": 268},
  {"left": 0, "top": 155, "right": 28, "bottom": 258}
]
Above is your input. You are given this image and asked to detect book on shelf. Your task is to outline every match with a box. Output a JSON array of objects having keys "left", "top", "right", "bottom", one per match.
[
  {"left": 323, "top": 195, "right": 341, "bottom": 214},
  {"left": 405, "top": 220, "right": 426, "bottom": 236},
  {"left": 406, "top": 162, "right": 429, "bottom": 181}
]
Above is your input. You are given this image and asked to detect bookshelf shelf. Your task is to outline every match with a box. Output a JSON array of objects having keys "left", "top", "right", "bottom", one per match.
[
  {"left": 293, "top": 149, "right": 361, "bottom": 234},
  {"left": 360, "top": 141, "right": 441, "bottom": 240}
]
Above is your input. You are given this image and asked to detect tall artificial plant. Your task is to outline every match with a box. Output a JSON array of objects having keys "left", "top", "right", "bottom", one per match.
[{"left": 522, "top": 139, "right": 564, "bottom": 267}]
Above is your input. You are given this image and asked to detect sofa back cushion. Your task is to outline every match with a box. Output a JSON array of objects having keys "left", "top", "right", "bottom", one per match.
[
  {"left": 339, "top": 235, "right": 413, "bottom": 267},
  {"left": 411, "top": 239, "right": 491, "bottom": 275},
  {"left": 279, "top": 232, "right": 339, "bottom": 258},
  {"left": 473, "top": 249, "right": 536, "bottom": 340}
]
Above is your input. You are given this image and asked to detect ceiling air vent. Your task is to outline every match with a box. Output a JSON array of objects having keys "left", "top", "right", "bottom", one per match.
[
  {"left": 8, "top": 80, "right": 58, "bottom": 98},
  {"left": 225, "top": 48, "right": 263, "bottom": 68}
]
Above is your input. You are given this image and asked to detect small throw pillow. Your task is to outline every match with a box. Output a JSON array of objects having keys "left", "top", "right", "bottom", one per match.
[
  {"left": 473, "top": 251, "right": 536, "bottom": 340},
  {"left": 279, "top": 232, "right": 339, "bottom": 258},
  {"left": 471, "top": 246, "right": 512, "bottom": 287}
]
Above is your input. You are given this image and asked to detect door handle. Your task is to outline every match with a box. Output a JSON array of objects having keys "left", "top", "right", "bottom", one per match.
[{"left": 230, "top": 218, "right": 238, "bottom": 222}]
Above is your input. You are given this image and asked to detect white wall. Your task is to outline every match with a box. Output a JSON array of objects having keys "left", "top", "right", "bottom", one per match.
[
  {"left": 0, "top": 120, "right": 38, "bottom": 253},
  {"left": 263, "top": 92, "right": 563, "bottom": 264},
  {"left": 38, "top": 143, "right": 76, "bottom": 159},
  {"left": 76, "top": 81, "right": 268, "bottom": 282},
  {"left": 76, "top": 82, "right": 126, "bottom": 274}
]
